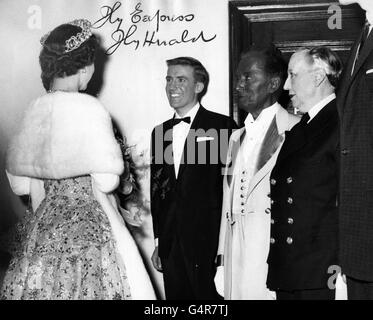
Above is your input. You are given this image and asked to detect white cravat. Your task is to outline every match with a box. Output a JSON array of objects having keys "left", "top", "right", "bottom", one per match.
[{"left": 172, "top": 103, "right": 200, "bottom": 177}]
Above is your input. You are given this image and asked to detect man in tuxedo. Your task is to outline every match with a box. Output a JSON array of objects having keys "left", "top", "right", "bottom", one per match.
[
  {"left": 150, "top": 57, "right": 237, "bottom": 299},
  {"left": 214, "top": 45, "right": 299, "bottom": 299},
  {"left": 266, "top": 47, "right": 342, "bottom": 299},
  {"left": 337, "top": 0, "right": 373, "bottom": 299}
]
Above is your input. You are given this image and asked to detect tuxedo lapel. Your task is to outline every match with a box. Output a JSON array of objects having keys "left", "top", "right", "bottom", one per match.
[
  {"left": 338, "top": 26, "right": 373, "bottom": 115},
  {"left": 277, "top": 100, "right": 336, "bottom": 165},
  {"left": 255, "top": 116, "right": 282, "bottom": 173},
  {"left": 226, "top": 128, "right": 246, "bottom": 187},
  {"left": 276, "top": 122, "right": 307, "bottom": 165},
  {"left": 246, "top": 108, "right": 287, "bottom": 198},
  {"left": 304, "top": 100, "right": 337, "bottom": 142},
  {"left": 162, "top": 120, "right": 177, "bottom": 185},
  {"left": 337, "top": 34, "right": 361, "bottom": 114},
  {"left": 352, "top": 31, "right": 373, "bottom": 79}
]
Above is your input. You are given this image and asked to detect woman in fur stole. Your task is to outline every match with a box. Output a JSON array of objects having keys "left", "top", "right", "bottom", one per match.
[{"left": 1, "top": 20, "right": 156, "bottom": 300}]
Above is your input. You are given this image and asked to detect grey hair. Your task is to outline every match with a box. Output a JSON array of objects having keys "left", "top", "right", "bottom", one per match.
[{"left": 307, "top": 46, "right": 343, "bottom": 88}]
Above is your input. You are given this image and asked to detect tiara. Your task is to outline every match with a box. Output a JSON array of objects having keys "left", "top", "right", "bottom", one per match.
[{"left": 40, "top": 19, "right": 92, "bottom": 53}]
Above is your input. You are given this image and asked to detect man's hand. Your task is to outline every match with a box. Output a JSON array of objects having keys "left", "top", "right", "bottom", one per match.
[
  {"left": 151, "top": 246, "right": 163, "bottom": 272},
  {"left": 214, "top": 265, "right": 224, "bottom": 297}
]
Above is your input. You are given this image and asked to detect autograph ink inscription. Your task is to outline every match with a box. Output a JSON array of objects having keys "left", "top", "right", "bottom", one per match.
[{"left": 92, "top": 1, "right": 217, "bottom": 55}]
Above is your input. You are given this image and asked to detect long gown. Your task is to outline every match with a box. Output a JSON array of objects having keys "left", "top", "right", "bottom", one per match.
[{"left": 1, "top": 176, "right": 132, "bottom": 300}]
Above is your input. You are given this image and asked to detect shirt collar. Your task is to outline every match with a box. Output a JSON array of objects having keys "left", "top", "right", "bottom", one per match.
[
  {"left": 174, "top": 103, "right": 200, "bottom": 124},
  {"left": 308, "top": 93, "right": 336, "bottom": 122},
  {"left": 363, "top": 15, "right": 373, "bottom": 37},
  {"left": 244, "top": 102, "right": 280, "bottom": 130}
]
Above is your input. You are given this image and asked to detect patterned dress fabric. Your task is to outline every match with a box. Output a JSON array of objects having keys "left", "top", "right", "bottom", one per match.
[{"left": 1, "top": 176, "right": 132, "bottom": 300}]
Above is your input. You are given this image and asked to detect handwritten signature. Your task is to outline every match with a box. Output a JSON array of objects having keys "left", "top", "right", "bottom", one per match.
[{"left": 92, "top": 1, "right": 216, "bottom": 55}]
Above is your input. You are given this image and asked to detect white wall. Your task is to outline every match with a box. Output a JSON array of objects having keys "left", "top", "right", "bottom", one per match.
[{"left": 0, "top": 0, "right": 230, "bottom": 298}]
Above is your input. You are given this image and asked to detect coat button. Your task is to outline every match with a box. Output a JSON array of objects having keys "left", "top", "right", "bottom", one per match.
[
  {"left": 288, "top": 217, "right": 294, "bottom": 224},
  {"left": 286, "top": 237, "right": 293, "bottom": 244},
  {"left": 271, "top": 219, "right": 274, "bottom": 224},
  {"left": 241, "top": 209, "right": 245, "bottom": 213},
  {"left": 241, "top": 178, "right": 245, "bottom": 183},
  {"left": 241, "top": 186, "right": 245, "bottom": 190},
  {"left": 270, "top": 237, "right": 275, "bottom": 244},
  {"left": 265, "top": 208, "right": 271, "bottom": 214},
  {"left": 270, "top": 179, "right": 276, "bottom": 185},
  {"left": 240, "top": 194, "right": 245, "bottom": 198},
  {"left": 241, "top": 202, "right": 245, "bottom": 206},
  {"left": 286, "top": 177, "right": 293, "bottom": 184},
  {"left": 287, "top": 197, "right": 293, "bottom": 204},
  {"left": 271, "top": 199, "right": 275, "bottom": 205}
]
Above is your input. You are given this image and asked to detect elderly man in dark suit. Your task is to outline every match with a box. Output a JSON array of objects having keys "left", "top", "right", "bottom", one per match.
[
  {"left": 150, "top": 57, "right": 237, "bottom": 299},
  {"left": 267, "top": 47, "right": 343, "bottom": 299},
  {"left": 338, "top": 0, "right": 373, "bottom": 300}
]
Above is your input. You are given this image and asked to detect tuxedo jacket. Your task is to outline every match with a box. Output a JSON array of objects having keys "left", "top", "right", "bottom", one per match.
[
  {"left": 267, "top": 100, "right": 339, "bottom": 291},
  {"left": 217, "top": 105, "right": 299, "bottom": 299},
  {"left": 337, "top": 24, "right": 373, "bottom": 281},
  {"left": 150, "top": 106, "right": 237, "bottom": 263}
]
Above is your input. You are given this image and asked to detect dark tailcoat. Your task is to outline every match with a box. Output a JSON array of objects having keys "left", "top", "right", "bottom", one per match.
[
  {"left": 337, "top": 24, "right": 373, "bottom": 281},
  {"left": 267, "top": 100, "right": 339, "bottom": 291},
  {"left": 150, "top": 106, "right": 237, "bottom": 298}
]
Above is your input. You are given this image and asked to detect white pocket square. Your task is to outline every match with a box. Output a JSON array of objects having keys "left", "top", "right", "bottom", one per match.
[
  {"left": 196, "top": 136, "right": 214, "bottom": 142},
  {"left": 366, "top": 69, "right": 373, "bottom": 74}
]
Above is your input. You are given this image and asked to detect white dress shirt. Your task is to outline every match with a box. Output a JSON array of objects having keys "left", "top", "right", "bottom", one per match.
[
  {"left": 232, "top": 102, "right": 279, "bottom": 214},
  {"left": 172, "top": 103, "right": 200, "bottom": 177},
  {"left": 154, "top": 104, "right": 200, "bottom": 247},
  {"left": 307, "top": 93, "right": 336, "bottom": 123}
]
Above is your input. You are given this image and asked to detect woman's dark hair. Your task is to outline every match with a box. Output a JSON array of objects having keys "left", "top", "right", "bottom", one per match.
[{"left": 39, "top": 23, "right": 97, "bottom": 90}]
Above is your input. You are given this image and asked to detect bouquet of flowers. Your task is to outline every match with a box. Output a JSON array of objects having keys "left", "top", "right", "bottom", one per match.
[{"left": 113, "top": 123, "right": 148, "bottom": 227}]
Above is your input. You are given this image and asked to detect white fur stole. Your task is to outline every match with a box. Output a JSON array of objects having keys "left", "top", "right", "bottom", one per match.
[{"left": 6, "top": 92, "right": 124, "bottom": 179}]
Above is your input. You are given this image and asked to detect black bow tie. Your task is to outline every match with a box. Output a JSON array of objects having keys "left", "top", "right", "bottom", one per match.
[
  {"left": 172, "top": 117, "right": 191, "bottom": 126},
  {"left": 300, "top": 113, "right": 310, "bottom": 124}
]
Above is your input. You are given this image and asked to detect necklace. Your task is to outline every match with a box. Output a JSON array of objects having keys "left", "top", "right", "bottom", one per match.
[{"left": 47, "top": 89, "right": 73, "bottom": 93}]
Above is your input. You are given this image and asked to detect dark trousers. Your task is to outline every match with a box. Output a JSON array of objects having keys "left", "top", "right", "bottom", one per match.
[
  {"left": 347, "top": 276, "right": 373, "bottom": 300},
  {"left": 276, "top": 288, "right": 335, "bottom": 300},
  {"left": 161, "top": 236, "right": 220, "bottom": 300}
]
